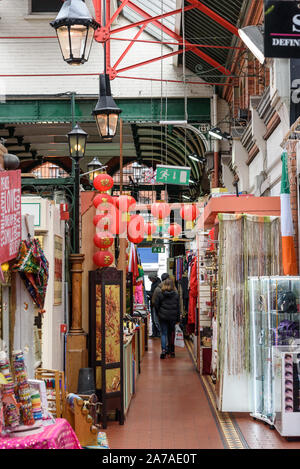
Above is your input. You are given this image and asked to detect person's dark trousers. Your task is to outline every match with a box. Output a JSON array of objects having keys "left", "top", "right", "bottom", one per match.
[
  {"left": 151, "top": 306, "right": 160, "bottom": 337},
  {"left": 167, "top": 320, "right": 176, "bottom": 354},
  {"left": 159, "top": 319, "right": 169, "bottom": 352}
]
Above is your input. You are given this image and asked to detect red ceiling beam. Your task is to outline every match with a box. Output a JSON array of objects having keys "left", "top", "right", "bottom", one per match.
[
  {"left": 113, "top": 24, "right": 147, "bottom": 70},
  {"left": 116, "top": 45, "right": 195, "bottom": 75},
  {"left": 186, "top": 0, "right": 239, "bottom": 36},
  {"left": 110, "top": 2, "right": 196, "bottom": 35},
  {"left": 114, "top": 0, "right": 231, "bottom": 77}
]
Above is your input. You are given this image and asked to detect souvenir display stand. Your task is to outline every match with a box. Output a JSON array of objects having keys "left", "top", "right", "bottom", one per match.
[
  {"left": 196, "top": 229, "right": 217, "bottom": 375},
  {"left": 89, "top": 267, "right": 124, "bottom": 429},
  {"left": 249, "top": 276, "right": 300, "bottom": 432},
  {"left": 0, "top": 349, "right": 81, "bottom": 449},
  {"left": 273, "top": 346, "right": 300, "bottom": 438},
  {"left": 216, "top": 213, "right": 281, "bottom": 412}
]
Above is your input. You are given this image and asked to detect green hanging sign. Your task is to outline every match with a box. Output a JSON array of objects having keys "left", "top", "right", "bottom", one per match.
[
  {"left": 156, "top": 165, "right": 190, "bottom": 185},
  {"left": 152, "top": 246, "right": 165, "bottom": 254}
]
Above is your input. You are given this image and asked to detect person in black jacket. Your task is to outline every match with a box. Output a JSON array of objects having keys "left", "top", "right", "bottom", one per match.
[
  {"left": 154, "top": 277, "right": 181, "bottom": 359},
  {"left": 148, "top": 274, "right": 161, "bottom": 338}
]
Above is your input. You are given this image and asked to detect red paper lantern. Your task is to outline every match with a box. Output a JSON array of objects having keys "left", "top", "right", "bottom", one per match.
[
  {"left": 180, "top": 204, "right": 200, "bottom": 221},
  {"left": 93, "top": 173, "right": 114, "bottom": 192},
  {"left": 93, "top": 231, "right": 114, "bottom": 249},
  {"left": 95, "top": 214, "right": 114, "bottom": 232},
  {"left": 93, "top": 214, "right": 105, "bottom": 226},
  {"left": 116, "top": 195, "right": 136, "bottom": 211},
  {"left": 128, "top": 232, "right": 144, "bottom": 244},
  {"left": 151, "top": 202, "right": 170, "bottom": 220},
  {"left": 93, "top": 193, "right": 113, "bottom": 209},
  {"left": 168, "top": 223, "right": 182, "bottom": 238},
  {"left": 93, "top": 250, "right": 114, "bottom": 267},
  {"left": 144, "top": 222, "right": 157, "bottom": 236}
]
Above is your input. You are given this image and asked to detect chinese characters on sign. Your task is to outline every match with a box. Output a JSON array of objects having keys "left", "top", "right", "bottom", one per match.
[
  {"left": 156, "top": 165, "right": 191, "bottom": 185},
  {"left": 0, "top": 170, "right": 21, "bottom": 264},
  {"left": 152, "top": 246, "right": 165, "bottom": 254}
]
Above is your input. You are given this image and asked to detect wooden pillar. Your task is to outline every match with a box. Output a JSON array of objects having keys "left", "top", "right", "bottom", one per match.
[
  {"left": 0, "top": 142, "right": 7, "bottom": 169},
  {"left": 66, "top": 253, "right": 88, "bottom": 393},
  {"left": 287, "top": 140, "right": 299, "bottom": 273}
]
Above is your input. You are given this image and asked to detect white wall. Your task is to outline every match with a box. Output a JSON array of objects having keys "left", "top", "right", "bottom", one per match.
[{"left": 0, "top": 0, "right": 213, "bottom": 99}]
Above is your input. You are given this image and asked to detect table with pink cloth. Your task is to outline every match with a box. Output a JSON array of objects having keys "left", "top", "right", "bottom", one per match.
[{"left": 0, "top": 418, "right": 82, "bottom": 449}]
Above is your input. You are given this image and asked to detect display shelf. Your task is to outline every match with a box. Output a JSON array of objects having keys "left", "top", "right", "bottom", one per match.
[{"left": 249, "top": 276, "right": 300, "bottom": 428}]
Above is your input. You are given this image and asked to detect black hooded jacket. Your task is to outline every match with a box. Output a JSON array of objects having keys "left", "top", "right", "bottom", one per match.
[{"left": 154, "top": 289, "right": 180, "bottom": 323}]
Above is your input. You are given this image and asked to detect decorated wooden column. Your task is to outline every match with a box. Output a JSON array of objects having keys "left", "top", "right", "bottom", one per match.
[
  {"left": 66, "top": 254, "right": 88, "bottom": 393},
  {"left": 286, "top": 139, "right": 299, "bottom": 272}
]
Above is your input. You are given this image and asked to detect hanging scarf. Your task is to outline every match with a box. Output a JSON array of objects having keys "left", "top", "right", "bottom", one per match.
[{"left": 12, "top": 238, "right": 49, "bottom": 313}]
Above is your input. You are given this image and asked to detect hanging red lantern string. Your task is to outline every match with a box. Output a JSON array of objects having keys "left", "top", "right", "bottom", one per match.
[
  {"left": 93, "top": 173, "right": 114, "bottom": 192},
  {"left": 150, "top": 203, "right": 171, "bottom": 231},
  {"left": 93, "top": 231, "right": 114, "bottom": 249},
  {"left": 144, "top": 221, "right": 157, "bottom": 241},
  {"left": 168, "top": 223, "right": 182, "bottom": 241},
  {"left": 116, "top": 195, "right": 136, "bottom": 222},
  {"left": 95, "top": 214, "right": 115, "bottom": 232},
  {"left": 93, "top": 213, "right": 106, "bottom": 227},
  {"left": 93, "top": 193, "right": 113, "bottom": 209},
  {"left": 127, "top": 214, "right": 145, "bottom": 244},
  {"left": 93, "top": 250, "right": 114, "bottom": 267},
  {"left": 180, "top": 204, "right": 200, "bottom": 230}
]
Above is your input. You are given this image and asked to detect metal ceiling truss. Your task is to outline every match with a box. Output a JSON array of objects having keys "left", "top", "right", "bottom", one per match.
[{"left": 92, "top": 0, "right": 238, "bottom": 80}]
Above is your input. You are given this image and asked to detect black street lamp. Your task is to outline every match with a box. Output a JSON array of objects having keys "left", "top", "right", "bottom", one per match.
[
  {"left": 92, "top": 74, "right": 122, "bottom": 141},
  {"left": 67, "top": 122, "right": 88, "bottom": 253},
  {"left": 50, "top": 0, "right": 99, "bottom": 66},
  {"left": 87, "top": 157, "right": 103, "bottom": 183}
]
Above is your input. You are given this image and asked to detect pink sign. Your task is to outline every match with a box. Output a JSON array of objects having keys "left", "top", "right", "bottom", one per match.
[{"left": 0, "top": 170, "right": 21, "bottom": 264}]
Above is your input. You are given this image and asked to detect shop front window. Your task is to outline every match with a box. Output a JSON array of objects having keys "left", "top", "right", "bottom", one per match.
[{"left": 31, "top": 0, "right": 61, "bottom": 13}]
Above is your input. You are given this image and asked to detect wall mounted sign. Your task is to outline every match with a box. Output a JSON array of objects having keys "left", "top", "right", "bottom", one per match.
[
  {"left": 290, "top": 58, "right": 300, "bottom": 125},
  {"left": 264, "top": 0, "right": 300, "bottom": 58},
  {"left": 0, "top": 170, "right": 21, "bottom": 265},
  {"left": 156, "top": 165, "right": 190, "bottom": 185}
]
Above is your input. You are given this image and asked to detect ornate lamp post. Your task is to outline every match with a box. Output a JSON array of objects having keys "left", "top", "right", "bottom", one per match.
[
  {"left": 92, "top": 74, "right": 122, "bottom": 141},
  {"left": 50, "top": 0, "right": 99, "bottom": 65}
]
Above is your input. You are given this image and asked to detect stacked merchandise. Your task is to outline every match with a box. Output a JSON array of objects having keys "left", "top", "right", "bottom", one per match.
[
  {"left": 30, "top": 390, "right": 43, "bottom": 421},
  {"left": 12, "top": 351, "right": 35, "bottom": 426},
  {"left": 0, "top": 351, "right": 19, "bottom": 431}
]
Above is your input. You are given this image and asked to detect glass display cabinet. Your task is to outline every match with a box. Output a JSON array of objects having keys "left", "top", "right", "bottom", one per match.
[
  {"left": 273, "top": 346, "right": 300, "bottom": 437},
  {"left": 249, "top": 276, "right": 300, "bottom": 428}
]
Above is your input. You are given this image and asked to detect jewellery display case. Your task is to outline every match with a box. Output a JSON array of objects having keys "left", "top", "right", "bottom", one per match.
[
  {"left": 273, "top": 346, "right": 300, "bottom": 437},
  {"left": 249, "top": 276, "right": 300, "bottom": 427}
]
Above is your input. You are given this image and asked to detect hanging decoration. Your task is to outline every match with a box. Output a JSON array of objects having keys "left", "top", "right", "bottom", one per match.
[
  {"left": 93, "top": 193, "right": 113, "bottom": 209},
  {"left": 127, "top": 215, "right": 145, "bottom": 244},
  {"left": 151, "top": 202, "right": 171, "bottom": 221},
  {"left": 93, "top": 250, "right": 114, "bottom": 268},
  {"left": 144, "top": 222, "right": 157, "bottom": 241},
  {"left": 116, "top": 195, "right": 136, "bottom": 223},
  {"left": 93, "top": 173, "right": 114, "bottom": 192},
  {"left": 180, "top": 204, "right": 200, "bottom": 230},
  {"left": 168, "top": 223, "right": 182, "bottom": 241},
  {"left": 93, "top": 231, "right": 114, "bottom": 249},
  {"left": 12, "top": 238, "right": 49, "bottom": 314}
]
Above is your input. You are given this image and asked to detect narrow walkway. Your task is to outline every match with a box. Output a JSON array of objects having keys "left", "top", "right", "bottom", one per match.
[
  {"left": 105, "top": 339, "right": 300, "bottom": 449},
  {"left": 106, "top": 339, "right": 225, "bottom": 449}
]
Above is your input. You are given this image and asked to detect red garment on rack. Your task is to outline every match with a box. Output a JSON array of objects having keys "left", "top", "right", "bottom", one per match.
[{"left": 188, "top": 258, "right": 197, "bottom": 331}]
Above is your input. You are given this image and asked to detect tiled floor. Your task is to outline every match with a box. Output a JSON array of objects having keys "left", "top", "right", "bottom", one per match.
[{"left": 105, "top": 339, "right": 300, "bottom": 449}]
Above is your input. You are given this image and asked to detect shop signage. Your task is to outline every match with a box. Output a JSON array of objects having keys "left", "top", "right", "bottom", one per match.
[
  {"left": 0, "top": 170, "right": 21, "bottom": 265},
  {"left": 264, "top": 0, "right": 300, "bottom": 58},
  {"left": 290, "top": 58, "right": 300, "bottom": 125},
  {"left": 152, "top": 246, "right": 165, "bottom": 253},
  {"left": 156, "top": 165, "right": 190, "bottom": 185}
]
